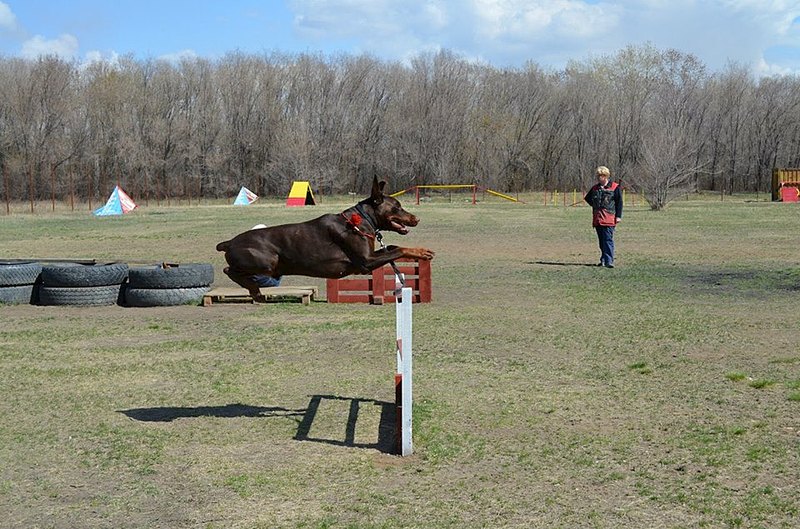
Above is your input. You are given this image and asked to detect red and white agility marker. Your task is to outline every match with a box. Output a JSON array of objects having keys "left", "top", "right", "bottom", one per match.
[{"left": 395, "top": 274, "right": 413, "bottom": 456}]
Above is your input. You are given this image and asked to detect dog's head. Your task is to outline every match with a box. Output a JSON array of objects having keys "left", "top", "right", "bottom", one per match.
[{"left": 366, "top": 176, "right": 419, "bottom": 235}]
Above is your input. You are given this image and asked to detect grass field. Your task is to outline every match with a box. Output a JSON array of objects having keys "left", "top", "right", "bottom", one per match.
[{"left": 1, "top": 194, "right": 799, "bottom": 528}]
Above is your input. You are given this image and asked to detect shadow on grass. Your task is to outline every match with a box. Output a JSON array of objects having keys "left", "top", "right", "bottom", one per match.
[
  {"left": 527, "top": 260, "right": 600, "bottom": 267},
  {"left": 120, "top": 396, "right": 397, "bottom": 454},
  {"left": 120, "top": 403, "right": 306, "bottom": 422},
  {"left": 294, "top": 395, "right": 397, "bottom": 455}
]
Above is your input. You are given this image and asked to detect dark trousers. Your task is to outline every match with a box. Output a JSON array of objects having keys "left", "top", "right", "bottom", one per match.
[
  {"left": 595, "top": 226, "right": 615, "bottom": 265},
  {"left": 252, "top": 275, "right": 281, "bottom": 287}
]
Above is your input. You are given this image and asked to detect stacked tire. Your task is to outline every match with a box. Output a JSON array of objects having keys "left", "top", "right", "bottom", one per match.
[
  {"left": 39, "top": 263, "right": 128, "bottom": 306},
  {"left": 0, "top": 262, "right": 42, "bottom": 305},
  {"left": 124, "top": 263, "right": 213, "bottom": 307}
]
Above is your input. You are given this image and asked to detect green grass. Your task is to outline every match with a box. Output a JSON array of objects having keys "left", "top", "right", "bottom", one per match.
[{"left": 1, "top": 195, "right": 799, "bottom": 528}]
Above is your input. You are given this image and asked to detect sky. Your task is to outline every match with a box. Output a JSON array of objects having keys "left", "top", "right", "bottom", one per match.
[{"left": 0, "top": 0, "right": 798, "bottom": 76}]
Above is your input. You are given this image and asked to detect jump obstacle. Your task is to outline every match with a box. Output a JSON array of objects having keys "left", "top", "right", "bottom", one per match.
[
  {"left": 326, "top": 258, "right": 431, "bottom": 304},
  {"left": 394, "top": 273, "right": 413, "bottom": 456},
  {"left": 772, "top": 168, "right": 800, "bottom": 201},
  {"left": 390, "top": 184, "right": 524, "bottom": 205},
  {"left": 325, "top": 261, "right": 418, "bottom": 455}
]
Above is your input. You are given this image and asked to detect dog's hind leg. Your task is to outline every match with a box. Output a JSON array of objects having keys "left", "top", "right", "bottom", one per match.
[{"left": 223, "top": 267, "right": 268, "bottom": 303}]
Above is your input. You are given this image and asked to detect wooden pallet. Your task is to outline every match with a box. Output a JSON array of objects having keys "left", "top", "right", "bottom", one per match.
[{"left": 202, "top": 286, "right": 319, "bottom": 306}]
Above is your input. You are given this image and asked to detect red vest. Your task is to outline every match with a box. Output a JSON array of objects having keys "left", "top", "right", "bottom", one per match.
[{"left": 589, "top": 181, "right": 619, "bottom": 227}]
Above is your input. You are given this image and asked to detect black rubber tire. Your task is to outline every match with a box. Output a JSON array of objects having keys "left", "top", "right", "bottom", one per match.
[
  {"left": 0, "top": 284, "right": 35, "bottom": 304},
  {"left": 41, "top": 263, "right": 129, "bottom": 287},
  {"left": 0, "top": 262, "right": 42, "bottom": 286},
  {"left": 38, "top": 285, "right": 123, "bottom": 306},
  {"left": 127, "top": 264, "right": 214, "bottom": 289},
  {"left": 124, "top": 286, "right": 211, "bottom": 307}
]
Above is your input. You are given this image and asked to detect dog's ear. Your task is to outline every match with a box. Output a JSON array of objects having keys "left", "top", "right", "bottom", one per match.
[{"left": 370, "top": 176, "right": 385, "bottom": 204}]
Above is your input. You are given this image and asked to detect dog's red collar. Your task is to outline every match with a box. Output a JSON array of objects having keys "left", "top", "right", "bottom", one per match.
[{"left": 341, "top": 212, "right": 375, "bottom": 240}]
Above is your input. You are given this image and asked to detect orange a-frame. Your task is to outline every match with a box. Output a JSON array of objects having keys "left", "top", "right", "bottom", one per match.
[{"left": 286, "top": 181, "right": 317, "bottom": 206}]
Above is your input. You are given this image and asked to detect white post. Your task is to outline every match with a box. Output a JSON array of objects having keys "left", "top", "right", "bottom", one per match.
[{"left": 395, "top": 274, "right": 413, "bottom": 456}]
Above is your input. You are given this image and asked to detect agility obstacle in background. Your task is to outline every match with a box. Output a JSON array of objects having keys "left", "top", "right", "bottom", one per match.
[
  {"left": 772, "top": 168, "right": 800, "bottom": 202},
  {"left": 233, "top": 186, "right": 258, "bottom": 206},
  {"left": 286, "top": 181, "right": 317, "bottom": 206},
  {"left": 390, "top": 184, "right": 524, "bottom": 205},
  {"left": 326, "top": 258, "right": 431, "bottom": 304},
  {"left": 779, "top": 186, "right": 800, "bottom": 202},
  {"left": 545, "top": 188, "right": 645, "bottom": 207},
  {"left": 93, "top": 185, "right": 137, "bottom": 216}
]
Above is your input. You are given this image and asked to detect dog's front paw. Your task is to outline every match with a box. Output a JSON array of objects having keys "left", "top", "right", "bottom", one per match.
[{"left": 417, "top": 248, "right": 435, "bottom": 260}]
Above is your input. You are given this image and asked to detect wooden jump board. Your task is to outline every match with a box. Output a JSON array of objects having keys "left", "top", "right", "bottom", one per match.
[{"left": 203, "top": 286, "right": 319, "bottom": 306}]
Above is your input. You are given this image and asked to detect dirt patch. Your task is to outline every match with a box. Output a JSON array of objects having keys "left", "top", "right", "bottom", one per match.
[
  {"left": 2, "top": 201, "right": 800, "bottom": 528},
  {"left": 684, "top": 267, "right": 800, "bottom": 295}
]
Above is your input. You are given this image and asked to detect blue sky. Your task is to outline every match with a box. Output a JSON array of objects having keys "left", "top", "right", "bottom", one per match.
[{"left": 0, "top": 0, "right": 798, "bottom": 75}]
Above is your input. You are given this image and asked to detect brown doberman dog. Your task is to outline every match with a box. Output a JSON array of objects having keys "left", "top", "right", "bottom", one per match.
[{"left": 216, "top": 177, "right": 435, "bottom": 302}]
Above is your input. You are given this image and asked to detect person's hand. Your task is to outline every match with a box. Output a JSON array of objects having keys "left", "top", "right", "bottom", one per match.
[{"left": 615, "top": 217, "right": 622, "bottom": 223}]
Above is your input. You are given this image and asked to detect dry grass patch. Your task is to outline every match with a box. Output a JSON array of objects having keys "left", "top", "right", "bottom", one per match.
[{"left": 1, "top": 196, "right": 799, "bottom": 528}]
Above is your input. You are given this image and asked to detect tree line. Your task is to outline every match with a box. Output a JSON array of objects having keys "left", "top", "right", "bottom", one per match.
[{"left": 1, "top": 44, "right": 798, "bottom": 210}]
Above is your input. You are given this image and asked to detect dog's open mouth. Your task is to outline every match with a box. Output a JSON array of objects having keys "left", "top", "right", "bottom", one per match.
[{"left": 390, "top": 221, "right": 410, "bottom": 234}]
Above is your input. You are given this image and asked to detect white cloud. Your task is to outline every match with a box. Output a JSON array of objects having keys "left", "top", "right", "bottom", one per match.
[
  {"left": 0, "top": 1, "right": 16, "bottom": 31},
  {"left": 422, "top": 1, "right": 448, "bottom": 29},
  {"left": 293, "top": 0, "right": 393, "bottom": 39},
  {"left": 722, "top": 1, "right": 800, "bottom": 31},
  {"left": 157, "top": 49, "right": 199, "bottom": 63},
  {"left": 754, "top": 56, "right": 798, "bottom": 77},
  {"left": 287, "top": 0, "right": 800, "bottom": 74},
  {"left": 82, "top": 50, "right": 121, "bottom": 68},
  {"left": 473, "top": 0, "right": 612, "bottom": 40},
  {"left": 20, "top": 34, "right": 79, "bottom": 60},
  {"left": 290, "top": 0, "right": 623, "bottom": 68},
  {"left": 292, "top": 0, "right": 452, "bottom": 62},
  {"left": 83, "top": 50, "right": 106, "bottom": 64}
]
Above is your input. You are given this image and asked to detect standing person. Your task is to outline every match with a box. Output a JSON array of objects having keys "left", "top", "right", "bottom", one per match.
[{"left": 584, "top": 166, "right": 623, "bottom": 268}]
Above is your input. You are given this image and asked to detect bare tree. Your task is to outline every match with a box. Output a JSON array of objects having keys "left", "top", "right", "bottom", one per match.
[
  {"left": 176, "top": 57, "right": 222, "bottom": 199},
  {"left": 83, "top": 56, "right": 141, "bottom": 203},
  {"left": 217, "top": 52, "right": 282, "bottom": 196},
  {"left": 746, "top": 77, "right": 800, "bottom": 193},
  {"left": 469, "top": 64, "right": 551, "bottom": 191},
  {"left": 632, "top": 49, "right": 710, "bottom": 209},
  {"left": 0, "top": 57, "right": 75, "bottom": 211},
  {"left": 636, "top": 127, "right": 709, "bottom": 209},
  {"left": 703, "top": 64, "right": 751, "bottom": 191},
  {"left": 388, "top": 50, "right": 474, "bottom": 188},
  {"left": 561, "top": 62, "right": 612, "bottom": 191},
  {"left": 0, "top": 45, "right": 798, "bottom": 206},
  {"left": 335, "top": 54, "right": 390, "bottom": 193}
]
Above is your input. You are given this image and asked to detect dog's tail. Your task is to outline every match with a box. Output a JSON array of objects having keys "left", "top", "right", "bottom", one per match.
[{"left": 215, "top": 240, "right": 230, "bottom": 252}]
